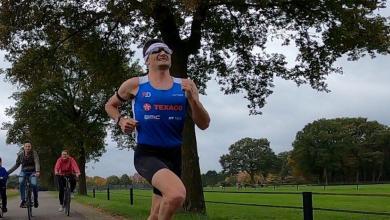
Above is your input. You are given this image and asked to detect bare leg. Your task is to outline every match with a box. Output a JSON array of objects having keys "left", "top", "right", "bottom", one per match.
[
  {"left": 151, "top": 168, "right": 186, "bottom": 220},
  {"left": 147, "top": 194, "right": 162, "bottom": 220}
]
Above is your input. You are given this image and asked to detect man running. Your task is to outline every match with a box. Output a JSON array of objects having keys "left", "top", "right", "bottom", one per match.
[
  {"left": 105, "top": 39, "right": 210, "bottom": 220},
  {"left": 54, "top": 149, "right": 80, "bottom": 212},
  {"left": 8, "top": 141, "right": 40, "bottom": 208},
  {"left": 0, "top": 157, "right": 8, "bottom": 213}
]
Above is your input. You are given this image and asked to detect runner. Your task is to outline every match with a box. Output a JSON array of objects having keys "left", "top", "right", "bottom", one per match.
[
  {"left": 105, "top": 39, "right": 210, "bottom": 220},
  {"left": 54, "top": 150, "right": 80, "bottom": 212},
  {"left": 8, "top": 141, "right": 40, "bottom": 208}
]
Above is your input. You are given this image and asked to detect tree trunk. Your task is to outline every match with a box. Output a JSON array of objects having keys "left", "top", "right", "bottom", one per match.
[
  {"left": 323, "top": 167, "right": 328, "bottom": 185},
  {"left": 78, "top": 145, "right": 87, "bottom": 195},
  {"left": 170, "top": 46, "right": 205, "bottom": 213},
  {"left": 38, "top": 153, "right": 57, "bottom": 190},
  {"left": 40, "top": 168, "right": 56, "bottom": 190},
  {"left": 181, "top": 116, "right": 206, "bottom": 214}
]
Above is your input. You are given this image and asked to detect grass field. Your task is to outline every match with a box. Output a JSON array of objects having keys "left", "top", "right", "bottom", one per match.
[
  {"left": 4, "top": 189, "right": 18, "bottom": 198},
  {"left": 75, "top": 184, "right": 390, "bottom": 220}
]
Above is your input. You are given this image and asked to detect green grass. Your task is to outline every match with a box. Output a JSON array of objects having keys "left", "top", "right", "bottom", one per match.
[
  {"left": 5, "top": 189, "right": 18, "bottom": 199},
  {"left": 204, "top": 183, "right": 390, "bottom": 194},
  {"left": 75, "top": 184, "right": 390, "bottom": 220}
]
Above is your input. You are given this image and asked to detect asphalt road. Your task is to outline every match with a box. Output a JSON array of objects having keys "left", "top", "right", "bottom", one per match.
[{"left": 2, "top": 191, "right": 125, "bottom": 219}]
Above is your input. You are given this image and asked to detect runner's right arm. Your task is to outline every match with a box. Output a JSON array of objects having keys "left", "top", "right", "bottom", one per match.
[{"left": 105, "top": 77, "right": 139, "bottom": 134}]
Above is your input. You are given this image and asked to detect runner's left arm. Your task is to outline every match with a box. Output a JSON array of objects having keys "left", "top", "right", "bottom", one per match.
[{"left": 182, "top": 79, "right": 210, "bottom": 130}]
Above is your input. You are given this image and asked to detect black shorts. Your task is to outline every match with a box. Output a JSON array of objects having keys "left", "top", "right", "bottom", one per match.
[{"left": 134, "top": 144, "right": 182, "bottom": 196}]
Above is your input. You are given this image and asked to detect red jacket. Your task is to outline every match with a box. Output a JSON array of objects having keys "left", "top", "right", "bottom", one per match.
[{"left": 54, "top": 157, "right": 80, "bottom": 175}]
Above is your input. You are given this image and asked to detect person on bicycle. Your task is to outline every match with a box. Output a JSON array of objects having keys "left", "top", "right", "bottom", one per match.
[
  {"left": 8, "top": 141, "right": 40, "bottom": 208},
  {"left": 0, "top": 157, "right": 8, "bottom": 213},
  {"left": 54, "top": 150, "right": 80, "bottom": 212}
]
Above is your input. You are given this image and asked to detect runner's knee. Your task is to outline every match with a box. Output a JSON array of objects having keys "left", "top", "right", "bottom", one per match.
[
  {"left": 149, "top": 212, "right": 159, "bottom": 220},
  {"left": 165, "top": 189, "right": 186, "bottom": 208}
]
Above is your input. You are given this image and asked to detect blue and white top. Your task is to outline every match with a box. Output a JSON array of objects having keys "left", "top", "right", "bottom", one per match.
[
  {"left": 132, "top": 75, "right": 188, "bottom": 148},
  {"left": 0, "top": 166, "right": 7, "bottom": 186}
]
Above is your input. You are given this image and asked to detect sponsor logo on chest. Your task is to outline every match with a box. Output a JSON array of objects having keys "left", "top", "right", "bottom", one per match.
[
  {"left": 143, "top": 102, "right": 184, "bottom": 112},
  {"left": 154, "top": 104, "right": 183, "bottom": 111},
  {"left": 142, "top": 91, "right": 152, "bottom": 98}
]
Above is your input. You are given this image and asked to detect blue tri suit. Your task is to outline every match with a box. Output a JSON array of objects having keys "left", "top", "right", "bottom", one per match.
[
  {"left": 132, "top": 75, "right": 188, "bottom": 148},
  {"left": 132, "top": 75, "right": 188, "bottom": 196}
]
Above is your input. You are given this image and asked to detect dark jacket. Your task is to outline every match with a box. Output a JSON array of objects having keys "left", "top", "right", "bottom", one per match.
[
  {"left": 0, "top": 166, "right": 7, "bottom": 187},
  {"left": 8, "top": 149, "right": 40, "bottom": 174}
]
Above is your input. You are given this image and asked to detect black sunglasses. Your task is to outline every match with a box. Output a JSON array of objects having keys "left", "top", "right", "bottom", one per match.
[{"left": 150, "top": 47, "right": 172, "bottom": 55}]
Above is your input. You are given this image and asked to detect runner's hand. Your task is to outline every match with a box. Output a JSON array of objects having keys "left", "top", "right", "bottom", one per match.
[
  {"left": 182, "top": 78, "right": 199, "bottom": 102},
  {"left": 119, "top": 116, "right": 138, "bottom": 134}
]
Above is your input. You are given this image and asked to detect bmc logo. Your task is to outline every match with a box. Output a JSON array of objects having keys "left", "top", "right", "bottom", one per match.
[
  {"left": 143, "top": 103, "right": 152, "bottom": 111},
  {"left": 145, "top": 115, "right": 160, "bottom": 120}
]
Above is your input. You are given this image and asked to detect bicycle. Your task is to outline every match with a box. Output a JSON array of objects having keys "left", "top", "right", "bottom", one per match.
[
  {"left": 61, "top": 175, "right": 74, "bottom": 216},
  {"left": 19, "top": 174, "right": 35, "bottom": 220}
]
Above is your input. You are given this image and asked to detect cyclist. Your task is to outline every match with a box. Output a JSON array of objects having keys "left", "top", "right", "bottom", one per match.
[
  {"left": 54, "top": 150, "right": 80, "bottom": 212},
  {"left": 0, "top": 157, "right": 8, "bottom": 213},
  {"left": 8, "top": 141, "right": 40, "bottom": 208},
  {"left": 105, "top": 39, "right": 210, "bottom": 220}
]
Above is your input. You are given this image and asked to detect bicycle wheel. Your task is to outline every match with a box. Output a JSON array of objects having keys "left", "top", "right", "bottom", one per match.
[
  {"left": 65, "top": 186, "right": 71, "bottom": 216},
  {"left": 63, "top": 189, "right": 68, "bottom": 214},
  {"left": 63, "top": 181, "right": 71, "bottom": 216},
  {"left": 0, "top": 199, "right": 3, "bottom": 218},
  {"left": 26, "top": 186, "right": 32, "bottom": 220}
]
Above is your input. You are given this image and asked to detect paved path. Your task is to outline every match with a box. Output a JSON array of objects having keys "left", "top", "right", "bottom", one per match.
[{"left": 2, "top": 191, "right": 126, "bottom": 219}]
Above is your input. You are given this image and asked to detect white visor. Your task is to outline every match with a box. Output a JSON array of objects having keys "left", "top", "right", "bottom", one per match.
[{"left": 143, "top": 42, "right": 173, "bottom": 62}]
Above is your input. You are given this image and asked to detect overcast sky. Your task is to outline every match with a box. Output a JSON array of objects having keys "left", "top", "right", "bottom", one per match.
[{"left": 0, "top": 6, "right": 389, "bottom": 178}]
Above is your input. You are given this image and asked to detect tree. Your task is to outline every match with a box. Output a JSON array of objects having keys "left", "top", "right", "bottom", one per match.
[
  {"left": 290, "top": 118, "right": 390, "bottom": 183},
  {"left": 236, "top": 171, "right": 251, "bottom": 185},
  {"left": 86, "top": 176, "right": 96, "bottom": 188},
  {"left": 1, "top": 44, "right": 139, "bottom": 194},
  {"left": 107, "top": 175, "right": 121, "bottom": 185},
  {"left": 201, "top": 170, "right": 225, "bottom": 187},
  {"left": 266, "top": 173, "right": 281, "bottom": 184},
  {"left": 1, "top": 0, "right": 389, "bottom": 212},
  {"left": 224, "top": 175, "right": 237, "bottom": 187},
  {"left": 132, "top": 173, "right": 148, "bottom": 185},
  {"left": 276, "top": 151, "right": 293, "bottom": 182},
  {"left": 220, "top": 137, "right": 277, "bottom": 183},
  {"left": 94, "top": 176, "right": 107, "bottom": 187},
  {"left": 120, "top": 174, "right": 132, "bottom": 185}
]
